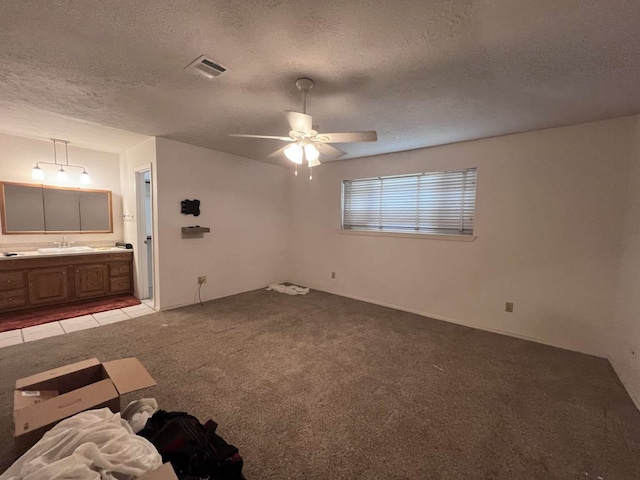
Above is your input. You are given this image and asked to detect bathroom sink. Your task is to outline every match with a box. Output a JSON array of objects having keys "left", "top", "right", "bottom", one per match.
[{"left": 37, "top": 246, "right": 95, "bottom": 254}]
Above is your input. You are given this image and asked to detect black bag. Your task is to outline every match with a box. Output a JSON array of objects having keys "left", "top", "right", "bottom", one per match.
[{"left": 138, "top": 410, "right": 245, "bottom": 480}]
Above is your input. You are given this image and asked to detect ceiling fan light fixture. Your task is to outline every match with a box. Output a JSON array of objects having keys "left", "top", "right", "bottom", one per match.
[
  {"left": 228, "top": 77, "right": 377, "bottom": 169},
  {"left": 284, "top": 143, "right": 303, "bottom": 164},
  {"left": 308, "top": 157, "right": 321, "bottom": 168},
  {"left": 304, "top": 143, "right": 319, "bottom": 161}
]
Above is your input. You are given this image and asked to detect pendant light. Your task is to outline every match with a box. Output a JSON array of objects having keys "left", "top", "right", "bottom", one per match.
[
  {"left": 31, "top": 165, "right": 44, "bottom": 180},
  {"left": 31, "top": 139, "right": 91, "bottom": 184},
  {"left": 57, "top": 167, "right": 67, "bottom": 181},
  {"left": 80, "top": 170, "right": 91, "bottom": 184}
]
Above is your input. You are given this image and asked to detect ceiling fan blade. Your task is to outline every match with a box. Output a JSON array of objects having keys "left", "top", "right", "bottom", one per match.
[
  {"left": 313, "top": 131, "right": 377, "bottom": 143},
  {"left": 229, "top": 134, "right": 293, "bottom": 141},
  {"left": 316, "top": 143, "right": 346, "bottom": 159},
  {"left": 285, "top": 111, "right": 312, "bottom": 133}
]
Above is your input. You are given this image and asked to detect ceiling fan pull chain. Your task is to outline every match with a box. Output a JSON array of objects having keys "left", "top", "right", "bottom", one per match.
[
  {"left": 294, "top": 164, "right": 298, "bottom": 176},
  {"left": 309, "top": 166, "right": 313, "bottom": 180}
]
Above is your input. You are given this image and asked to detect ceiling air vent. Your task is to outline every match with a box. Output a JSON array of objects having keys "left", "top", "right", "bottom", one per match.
[{"left": 185, "top": 55, "right": 228, "bottom": 79}]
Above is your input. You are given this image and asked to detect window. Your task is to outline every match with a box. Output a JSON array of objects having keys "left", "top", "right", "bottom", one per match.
[{"left": 342, "top": 168, "right": 477, "bottom": 236}]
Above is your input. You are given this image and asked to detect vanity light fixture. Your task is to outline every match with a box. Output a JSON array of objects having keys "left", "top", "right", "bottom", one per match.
[
  {"left": 80, "top": 170, "right": 91, "bottom": 184},
  {"left": 56, "top": 167, "right": 67, "bottom": 182},
  {"left": 32, "top": 139, "right": 91, "bottom": 184},
  {"left": 31, "top": 165, "right": 44, "bottom": 180}
]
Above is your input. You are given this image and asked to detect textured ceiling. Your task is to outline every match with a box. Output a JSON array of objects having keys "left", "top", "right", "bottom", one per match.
[{"left": 0, "top": 1, "right": 639, "bottom": 164}]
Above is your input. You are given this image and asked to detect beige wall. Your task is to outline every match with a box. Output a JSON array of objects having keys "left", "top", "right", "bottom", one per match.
[
  {"left": 289, "top": 117, "right": 636, "bottom": 357},
  {"left": 153, "top": 138, "right": 289, "bottom": 310},
  {"left": 611, "top": 116, "right": 640, "bottom": 407},
  {"left": 0, "top": 133, "right": 123, "bottom": 248}
]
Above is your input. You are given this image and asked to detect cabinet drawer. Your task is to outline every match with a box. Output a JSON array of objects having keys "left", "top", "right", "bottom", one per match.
[
  {"left": 110, "top": 262, "right": 130, "bottom": 277},
  {"left": 0, "top": 289, "right": 26, "bottom": 309},
  {"left": 110, "top": 276, "right": 131, "bottom": 293},
  {"left": 0, "top": 271, "right": 25, "bottom": 291}
]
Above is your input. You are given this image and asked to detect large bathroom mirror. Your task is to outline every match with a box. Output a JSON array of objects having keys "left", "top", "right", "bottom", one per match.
[{"left": 0, "top": 182, "right": 113, "bottom": 234}]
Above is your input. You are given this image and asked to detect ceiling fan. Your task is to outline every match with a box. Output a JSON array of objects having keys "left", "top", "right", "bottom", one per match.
[{"left": 229, "top": 78, "right": 377, "bottom": 176}]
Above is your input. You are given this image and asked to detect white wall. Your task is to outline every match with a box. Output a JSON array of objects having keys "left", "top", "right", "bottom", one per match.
[
  {"left": 119, "top": 137, "right": 158, "bottom": 301},
  {"left": 289, "top": 117, "right": 637, "bottom": 357},
  {"left": 0, "top": 133, "right": 123, "bottom": 248},
  {"left": 611, "top": 116, "right": 640, "bottom": 407},
  {"left": 154, "top": 138, "right": 289, "bottom": 310}
]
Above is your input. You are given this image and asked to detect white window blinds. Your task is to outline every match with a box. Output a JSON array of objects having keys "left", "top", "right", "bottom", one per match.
[{"left": 342, "top": 168, "right": 477, "bottom": 236}]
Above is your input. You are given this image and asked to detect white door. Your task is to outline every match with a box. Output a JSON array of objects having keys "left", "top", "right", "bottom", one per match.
[{"left": 135, "top": 168, "right": 155, "bottom": 304}]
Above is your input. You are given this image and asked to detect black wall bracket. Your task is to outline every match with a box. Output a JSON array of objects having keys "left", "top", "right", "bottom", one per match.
[{"left": 181, "top": 199, "right": 201, "bottom": 216}]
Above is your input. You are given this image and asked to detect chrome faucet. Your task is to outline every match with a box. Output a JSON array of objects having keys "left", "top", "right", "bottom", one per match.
[{"left": 56, "top": 236, "right": 74, "bottom": 248}]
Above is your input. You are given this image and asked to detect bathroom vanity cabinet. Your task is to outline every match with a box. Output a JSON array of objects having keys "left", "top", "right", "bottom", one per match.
[{"left": 0, "top": 251, "right": 133, "bottom": 313}]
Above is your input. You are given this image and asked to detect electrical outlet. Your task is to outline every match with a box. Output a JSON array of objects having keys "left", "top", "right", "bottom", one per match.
[
  {"left": 331, "top": 272, "right": 336, "bottom": 279},
  {"left": 197, "top": 276, "right": 206, "bottom": 285},
  {"left": 505, "top": 302, "right": 514, "bottom": 313}
]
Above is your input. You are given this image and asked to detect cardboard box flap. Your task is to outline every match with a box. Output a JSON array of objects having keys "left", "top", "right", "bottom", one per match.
[
  {"left": 103, "top": 358, "right": 156, "bottom": 394},
  {"left": 138, "top": 463, "right": 179, "bottom": 480},
  {"left": 14, "top": 379, "right": 117, "bottom": 435},
  {"left": 16, "top": 358, "right": 101, "bottom": 391}
]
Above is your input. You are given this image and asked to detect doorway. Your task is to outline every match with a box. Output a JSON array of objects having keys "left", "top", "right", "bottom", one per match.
[{"left": 135, "top": 167, "right": 154, "bottom": 306}]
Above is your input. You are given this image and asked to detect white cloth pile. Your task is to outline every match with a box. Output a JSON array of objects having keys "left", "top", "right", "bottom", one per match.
[
  {"left": 266, "top": 284, "right": 310, "bottom": 295},
  {"left": 0, "top": 407, "right": 161, "bottom": 480}
]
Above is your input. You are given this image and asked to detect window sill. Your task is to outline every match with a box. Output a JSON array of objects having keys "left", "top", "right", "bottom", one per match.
[{"left": 338, "top": 229, "right": 477, "bottom": 242}]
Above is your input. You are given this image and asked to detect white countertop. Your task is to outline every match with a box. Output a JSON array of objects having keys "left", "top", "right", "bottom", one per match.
[{"left": 0, "top": 247, "right": 133, "bottom": 260}]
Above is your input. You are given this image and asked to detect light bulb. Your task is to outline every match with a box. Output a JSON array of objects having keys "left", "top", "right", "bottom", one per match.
[
  {"left": 57, "top": 168, "right": 67, "bottom": 181},
  {"left": 80, "top": 170, "right": 91, "bottom": 184},
  {"left": 304, "top": 143, "right": 319, "bottom": 161},
  {"left": 32, "top": 165, "right": 44, "bottom": 180},
  {"left": 284, "top": 143, "right": 303, "bottom": 164}
]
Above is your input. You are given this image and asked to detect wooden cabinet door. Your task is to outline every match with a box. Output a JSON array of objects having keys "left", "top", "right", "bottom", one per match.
[
  {"left": 28, "top": 267, "right": 70, "bottom": 305},
  {"left": 74, "top": 264, "right": 109, "bottom": 299}
]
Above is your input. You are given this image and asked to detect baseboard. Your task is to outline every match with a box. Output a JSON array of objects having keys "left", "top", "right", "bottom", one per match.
[
  {"left": 158, "top": 281, "right": 288, "bottom": 311},
  {"left": 607, "top": 356, "right": 640, "bottom": 411},
  {"left": 305, "top": 284, "right": 604, "bottom": 358}
]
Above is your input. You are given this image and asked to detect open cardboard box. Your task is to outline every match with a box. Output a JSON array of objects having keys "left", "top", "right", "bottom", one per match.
[{"left": 13, "top": 357, "right": 157, "bottom": 455}]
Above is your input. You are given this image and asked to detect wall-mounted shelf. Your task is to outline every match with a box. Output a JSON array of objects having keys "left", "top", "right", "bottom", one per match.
[{"left": 181, "top": 226, "right": 210, "bottom": 234}]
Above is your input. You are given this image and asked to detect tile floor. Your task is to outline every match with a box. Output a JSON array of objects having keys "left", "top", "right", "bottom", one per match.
[{"left": 0, "top": 299, "right": 156, "bottom": 348}]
